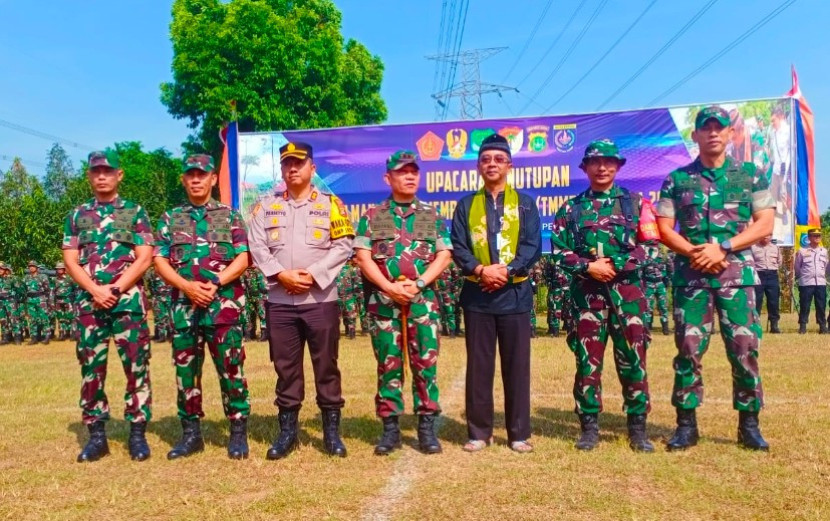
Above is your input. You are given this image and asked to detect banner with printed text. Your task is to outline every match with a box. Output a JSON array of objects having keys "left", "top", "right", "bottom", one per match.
[{"left": 236, "top": 97, "right": 796, "bottom": 250}]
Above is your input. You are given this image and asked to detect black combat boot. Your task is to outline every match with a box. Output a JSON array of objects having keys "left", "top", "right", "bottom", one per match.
[
  {"left": 374, "top": 416, "right": 402, "bottom": 456},
  {"left": 737, "top": 411, "right": 769, "bottom": 451},
  {"left": 13, "top": 334, "right": 22, "bottom": 345},
  {"left": 662, "top": 322, "right": 671, "bottom": 336},
  {"left": 575, "top": 413, "right": 599, "bottom": 451},
  {"left": 530, "top": 328, "right": 536, "bottom": 338},
  {"left": 42, "top": 332, "right": 51, "bottom": 345},
  {"left": 769, "top": 320, "right": 781, "bottom": 334},
  {"left": 77, "top": 421, "right": 109, "bottom": 463},
  {"left": 266, "top": 409, "right": 299, "bottom": 460},
  {"left": 0, "top": 332, "right": 10, "bottom": 345},
  {"left": 441, "top": 324, "right": 450, "bottom": 336},
  {"left": 666, "top": 408, "right": 699, "bottom": 451},
  {"left": 454, "top": 326, "right": 463, "bottom": 337},
  {"left": 645, "top": 323, "right": 652, "bottom": 333},
  {"left": 167, "top": 419, "right": 205, "bottom": 460},
  {"left": 347, "top": 325, "right": 356, "bottom": 340},
  {"left": 128, "top": 421, "right": 151, "bottom": 461},
  {"left": 627, "top": 414, "right": 654, "bottom": 453},
  {"left": 28, "top": 333, "right": 39, "bottom": 345},
  {"left": 227, "top": 418, "right": 249, "bottom": 460},
  {"left": 551, "top": 326, "right": 560, "bottom": 338},
  {"left": 152, "top": 327, "right": 160, "bottom": 341},
  {"left": 449, "top": 329, "right": 457, "bottom": 338},
  {"left": 820, "top": 324, "right": 829, "bottom": 335},
  {"left": 321, "top": 409, "right": 347, "bottom": 457},
  {"left": 417, "top": 414, "right": 442, "bottom": 454},
  {"left": 798, "top": 324, "right": 807, "bottom": 334},
  {"left": 258, "top": 329, "right": 268, "bottom": 342}
]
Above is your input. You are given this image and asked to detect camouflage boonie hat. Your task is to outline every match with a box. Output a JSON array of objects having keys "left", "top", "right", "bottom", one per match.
[
  {"left": 182, "top": 154, "right": 215, "bottom": 173},
  {"left": 88, "top": 149, "right": 120, "bottom": 169},
  {"left": 386, "top": 150, "right": 419, "bottom": 171},
  {"left": 55, "top": 262, "right": 66, "bottom": 269},
  {"left": 27, "top": 260, "right": 38, "bottom": 267},
  {"left": 580, "top": 139, "right": 626, "bottom": 168},
  {"left": 695, "top": 106, "right": 731, "bottom": 130}
]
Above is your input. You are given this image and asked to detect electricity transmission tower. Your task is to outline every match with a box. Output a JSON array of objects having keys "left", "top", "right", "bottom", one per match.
[{"left": 428, "top": 47, "right": 517, "bottom": 120}]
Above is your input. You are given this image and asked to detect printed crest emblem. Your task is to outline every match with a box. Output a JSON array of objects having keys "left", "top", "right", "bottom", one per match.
[
  {"left": 470, "top": 129, "right": 495, "bottom": 153},
  {"left": 445, "top": 128, "right": 468, "bottom": 159},
  {"left": 416, "top": 131, "right": 444, "bottom": 161},
  {"left": 313, "top": 229, "right": 322, "bottom": 240},
  {"left": 271, "top": 217, "right": 279, "bottom": 225},
  {"left": 553, "top": 123, "right": 577, "bottom": 153},
  {"left": 270, "top": 230, "right": 280, "bottom": 241},
  {"left": 498, "top": 126, "right": 524, "bottom": 155},
  {"left": 526, "top": 125, "right": 549, "bottom": 153}
]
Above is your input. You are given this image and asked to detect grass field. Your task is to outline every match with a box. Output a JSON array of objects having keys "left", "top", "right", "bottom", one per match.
[{"left": 1, "top": 313, "right": 828, "bottom": 520}]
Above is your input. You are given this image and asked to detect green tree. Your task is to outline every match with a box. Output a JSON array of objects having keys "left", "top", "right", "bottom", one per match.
[
  {"left": 43, "top": 143, "right": 76, "bottom": 201},
  {"left": 160, "top": 0, "right": 387, "bottom": 153}
]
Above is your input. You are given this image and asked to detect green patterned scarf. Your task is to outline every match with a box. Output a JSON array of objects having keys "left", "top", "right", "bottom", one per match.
[{"left": 469, "top": 185, "right": 520, "bottom": 266}]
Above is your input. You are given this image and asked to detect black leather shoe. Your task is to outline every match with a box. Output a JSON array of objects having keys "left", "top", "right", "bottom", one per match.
[
  {"left": 374, "top": 416, "right": 402, "bottom": 456},
  {"left": 662, "top": 323, "right": 671, "bottom": 336},
  {"left": 799, "top": 325, "right": 807, "bottom": 334},
  {"left": 627, "top": 414, "right": 654, "bottom": 453},
  {"left": 666, "top": 409, "right": 699, "bottom": 451},
  {"left": 738, "top": 411, "right": 769, "bottom": 451},
  {"left": 321, "top": 409, "right": 347, "bottom": 457},
  {"left": 769, "top": 320, "right": 781, "bottom": 334},
  {"left": 77, "top": 421, "right": 109, "bottom": 463},
  {"left": 417, "top": 414, "right": 442, "bottom": 454},
  {"left": 266, "top": 410, "right": 299, "bottom": 460},
  {"left": 227, "top": 418, "right": 249, "bottom": 460},
  {"left": 167, "top": 419, "right": 205, "bottom": 460},
  {"left": 128, "top": 421, "right": 151, "bottom": 461},
  {"left": 575, "top": 413, "right": 599, "bottom": 451}
]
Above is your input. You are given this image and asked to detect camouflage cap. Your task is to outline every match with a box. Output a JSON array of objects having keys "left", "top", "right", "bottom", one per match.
[
  {"left": 88, "top": 149, "right": 120, "bottom": 169},
  {"left": 182, "top": 154, "right": 215, "bottom": 173},
  {"left": 579, "top": 139, "right": 626, "bottom": 168},
  {"left": 279, "top": 142, "right": 313, "bottom": 162},
  {"left": 55, "top": 262, "right": 66, "bottom": 269},
  {"left": 27, "top": 260, "right": 38, "bottom": 267},
  {"left": 386, "top": 150, "right": 419, "bottom": 171},
  {"left": 694, "top": 106, "right": 731, "bottom": 130}
]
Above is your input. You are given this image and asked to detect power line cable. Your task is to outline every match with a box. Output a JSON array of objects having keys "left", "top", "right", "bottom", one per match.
[
  {"left": 431, "top": 0, "right": 450, "bottom": 93},
  {"left": 544, "top": 0, "right": 657, "bottom": 112},
  {"left": 516, "top": 0, "right": 588, "bottom": 89},
  {"left": 500, "top": 0, "right": 556, "bottom": 83},
  {"left": 519, "top": 0, "right": 609, "bottom": 114},
  {"left": 648, "top": 0, "right": 797, "bottom": 106},
  {"left": 0, "top": 117, "right": 96, "bottom": 150},
  {"left": 596, "top": 0, "right": 720, "bottom": 111},
  {"left": 441, "top": 0, "right": 471, "bottom": 120}
]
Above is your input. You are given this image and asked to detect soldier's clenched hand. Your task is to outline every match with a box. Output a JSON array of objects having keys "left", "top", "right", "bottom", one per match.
[
  {"left": 91, "top": 285, "right": 118, "bottom": 309},
  {"left": 383, "top": 280, "right": 417, "bottom": 306},
  {"left": 689, "top": 243, "right": 727, "bottom": 273},
  {"left": 183, "top": 280, "right": 214, "bottom": 307},
  {"left": 587, "top": 258, "right": 616, "bottom": 282}
]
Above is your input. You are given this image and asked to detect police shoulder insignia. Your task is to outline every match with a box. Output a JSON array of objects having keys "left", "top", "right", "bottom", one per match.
[
  {"left": 251, "top": 202, "right": 262, "bottom": 217},
  {"left": 329, "top": 195, "right": 355, "bottom": 239}
]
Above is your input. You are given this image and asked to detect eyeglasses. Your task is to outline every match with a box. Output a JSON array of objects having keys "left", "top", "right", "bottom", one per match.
[{"left": 479, "top": 155, "right": 510, "bottom": 165}]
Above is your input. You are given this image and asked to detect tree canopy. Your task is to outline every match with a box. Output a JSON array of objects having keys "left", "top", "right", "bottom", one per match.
[{"left": 160, "top": 0, "right": 387, "bottom": 154}]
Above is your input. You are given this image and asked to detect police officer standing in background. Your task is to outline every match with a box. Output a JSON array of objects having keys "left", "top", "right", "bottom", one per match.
[
  {"left": 550, "top": 139, "right": 653, "bottom": 453},
  {"left": 62, "top": 149, "right": 155, "bottom": 462},
  {"left": 751, "top": 234, "right": 781, "bottom": 333},
  {"left": 249, "top": 142, "right": 354, "bottom": 459},
  {"left": 656, "top": 106, "right": 774, "bottom": 452},
  {"left": 154, "top": 154, "right": 252, "bottom": 460},
  {"left": 354, "top": 150, "right": 452, "bottom": 456},
  {"left": 794, "top": 229, "right": 828, "bottom": 334}
]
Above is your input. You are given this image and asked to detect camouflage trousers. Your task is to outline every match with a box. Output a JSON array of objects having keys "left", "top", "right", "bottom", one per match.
[
  {"left": 438, "top": 288, "right": 457, "bottom": 333},
  {"left": 567, "top": 283, "right": 651, "bottom": 415},
  {"left": 369, "top": 300, "right": 441, "bottom": 417},
  {"left": 76, "top": 310, "right": 152, "bottom": 425},
  {"left": 643, "top": 280, "right": 669, "bottom": 327},
  {"left": 358, "top": 299, "right": 369, "bottom": 332},
  {"left": 172, "top": 323, "right": 250, "bottom": 420},
  {"left": 0, "top": 300, "right": 22, "bottom": 336},
  {"left": 26, "top": 297, "right": 51, "bottom": 336},
  {"left": 338, "top": 294, "right": 358, "bottom": 328},
  {"left": 152, "top": 297, "right": 172, "bottom": 334},
  {"left": 55, "top": 299, "right": 75, "bottom": 337},
  {"left": 547, "top": 284, "right": 573, "bottom": 331},
  {"left": 672, "top": 286, "right": 763, "bottom": 412}
]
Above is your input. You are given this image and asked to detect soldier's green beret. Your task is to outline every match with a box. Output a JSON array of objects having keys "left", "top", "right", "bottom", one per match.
[{"left": 580, "top": 139, "right": 626, "bottom": 168}]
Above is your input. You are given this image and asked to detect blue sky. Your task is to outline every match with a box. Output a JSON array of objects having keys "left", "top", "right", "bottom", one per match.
[{"left": 1, "top": 0, "right": 828, "bottom": 208}]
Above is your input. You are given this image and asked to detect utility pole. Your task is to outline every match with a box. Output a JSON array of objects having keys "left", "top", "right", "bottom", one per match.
[{"left": 428, "top": 47, "right": 516, "bottom": 121}]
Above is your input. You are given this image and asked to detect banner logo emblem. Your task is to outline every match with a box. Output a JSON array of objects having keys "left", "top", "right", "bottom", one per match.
[
  {"left": 526, "top": 125, "right": 549, "bottom": 153},
  {"left": 553, "top": 123, "right": 577, "bottom": 153},
  {"left": 416, "top": 131, "right": 444, "bottom": 161},
  {"left": 446, "top": 129, "right": 468, "bottom": 159}
]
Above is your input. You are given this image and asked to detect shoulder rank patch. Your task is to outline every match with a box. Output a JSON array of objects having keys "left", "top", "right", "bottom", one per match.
[
  {"left": 329, "top": 195, "right": 355, "bottom": 239},
  {"left": 251, "top": 202, "right": 262, "bottom": 217}
]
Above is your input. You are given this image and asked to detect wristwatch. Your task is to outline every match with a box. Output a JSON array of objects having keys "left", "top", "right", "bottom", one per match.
[
  {"left": 110, "top": 286, "right": 121, "bottom": 297},
  {"left": 208, "top": 272, "right": 221, "bottom": 286},
  {"left": 720, "top": 239, "right": 733, "bottom": 254},
  {"left": 415, "top": 278, "right": 426, "bottom": 290},
  {"left": 506, "top": 266, "right": 516, "bottom": 278}
]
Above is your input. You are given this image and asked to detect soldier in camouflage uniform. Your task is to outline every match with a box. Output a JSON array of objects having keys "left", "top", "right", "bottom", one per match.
[
  {"left": 54, "top": 262, "right": 78, "bottom": 341},
  {"left": 435, "top": 261, "right": 457, "bottom": 337},
  {"left": 642, "top": 243, "right": 671, "bottom": 336},
  {"left": 355, "top": 150, "right": 453, "bottom": 456},
  {"left": 154, "top": 154, "right": 251, "bottom": 460},
  {"left": 544, "top": 254, "right": 573, "bottom": 337},
  {"left": 63, "top": 149, "right": 154, "bottom": 462},
  {"left": 551, "top": 139, "right": 654, "bottom": 452},
  {"left": 0, "top": 262, "right": 23, "bottom": 344},
  {"left": 336, "top": 260, "right": 358, "bottom": 339},
  {"left": 656, "top": 106, "right": 775, "bottom": 452},
  {"left": 23, "top": 261, "right": 52, "bottom": 345},
  {"left": 250, "top": 267, "right": 267, "bottom": 340},
  {"left": 529, "top": 262, "right": 544, "bottom": 337},
  {"left": 448, "top": 261, "right": 464, "bottom": 336},
  {"left": 354, "top": 261, "right": 370, "bottom": 335}
]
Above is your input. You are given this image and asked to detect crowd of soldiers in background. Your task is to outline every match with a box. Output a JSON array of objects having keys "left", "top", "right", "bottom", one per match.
[{"left": 0, "top": 247, "right": 675, "bottom": 346}]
